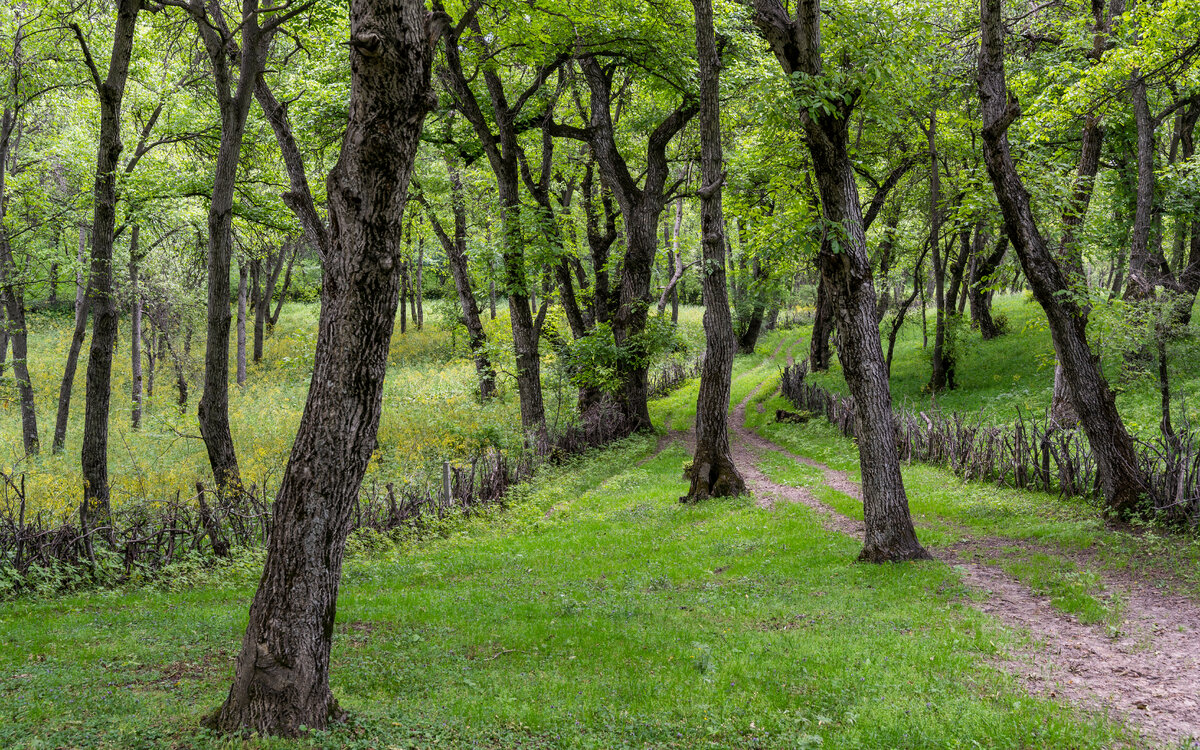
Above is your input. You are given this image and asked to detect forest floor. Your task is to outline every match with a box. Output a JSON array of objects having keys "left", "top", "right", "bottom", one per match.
[{"left": 2, "top": 327, "right": 1199, "bottom": 748}]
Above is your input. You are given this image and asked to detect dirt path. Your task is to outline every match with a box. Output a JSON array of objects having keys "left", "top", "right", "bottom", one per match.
[{"left": 663, "top": 348, "right": 1200, "bottom": 748}]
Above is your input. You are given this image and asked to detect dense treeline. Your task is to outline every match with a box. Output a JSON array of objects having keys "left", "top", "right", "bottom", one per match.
[{"left": 0, "top": 0, "right": 1197, "bottom": 735}]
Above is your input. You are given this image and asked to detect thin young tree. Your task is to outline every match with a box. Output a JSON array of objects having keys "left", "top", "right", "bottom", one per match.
[
  {"left": 205, "top": 0, "right": 444, "bottom": 734},
  {"left": 683, "top": 0, "right": 745, "bottom": 502},
  {"left": 416, "top": 160, "right": 498, "bottom": 400}
]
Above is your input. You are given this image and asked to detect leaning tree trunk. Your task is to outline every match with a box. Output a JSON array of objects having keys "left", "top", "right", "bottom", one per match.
[
  {"left": 52, "top": 228, "right": 92, "bottom": 454},
  {"left": 979, "top": 0, "right": 1148, "bottom": 516},
  {"left": 206, "top": 0, "right": 438, "bottom": 735},
  {"left": 189, "top": 2, "right": 277, "bottom": 494},
  {"left": 751, "top": 0, "right": 928, "bottom": 562},
  {"left": 79, "top": 0, "right": 142, "bottom": 539},
  {"left": 683, "top": 0, "right": 746, "bottom": 502},
  {"left": 423, "top": 162, "right": 497, "bottom": 399}
]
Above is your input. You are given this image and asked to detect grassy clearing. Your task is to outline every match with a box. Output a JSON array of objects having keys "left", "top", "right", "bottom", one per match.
[{"left": 0, "top": 412, "right": 1130, "bottom": 748}]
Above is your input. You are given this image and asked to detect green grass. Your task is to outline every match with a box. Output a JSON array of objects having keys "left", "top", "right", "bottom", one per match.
[
  {"left": 805, "top": 293, "right": 1200, "bottom": 434},
  {"left": 0, "top": 427, "right": 1131, "bottom": 748},
  {"left": 0, "top": 311, "right": 1191, "bottom": 748},
  {"left": 748, "top": 384, "right": 1200, "bottom": 616}
]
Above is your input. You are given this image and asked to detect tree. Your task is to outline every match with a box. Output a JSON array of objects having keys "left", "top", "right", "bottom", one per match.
[
  {"left": 206, "top": 0, "right": 443, "bottom": 734},
  {"left": 551, "top": 56, "right": 697, "bottom": 430},
  {"left": 73, "top": 0, "right": 145, "bottom": 540},
  {"left": 168, "top": 0, "right": 308, "bottom": 492},
  {"left": 683, "top": 0, "right": 745, "bottom": 502},
  {"left": 978, "top": 0, "right": 1149, "bottom": 517},
  {"left": 416, "top": 157, "right": 497, "bottom": 400},
  {"left": 749, "top": 0, "right": 929, "bottom": 562},
  {"left": 435, "top": 6, "right": 563, "bottom": 436}
]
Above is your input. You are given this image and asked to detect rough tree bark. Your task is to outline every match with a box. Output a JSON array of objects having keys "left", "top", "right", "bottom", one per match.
[
  {"left": 683, "top": 0, "right": 745, "bottom": 502},
  {"left": 751, "top": 0, "right": 929, "bottom": 562},
  {"left": 75, "top": 0, "right": 142, "bottom": 529},
  {"left": 205, "top": 0, "right": 441, "bottom": 735},
  {"left": 978, "top": 0, "right": 1148, "bottom": 516}
]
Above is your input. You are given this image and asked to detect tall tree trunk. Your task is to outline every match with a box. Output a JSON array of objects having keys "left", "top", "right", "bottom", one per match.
[
  {"left": 236, "top": 264, "right": 247, "bottom": 386},
  {"left": 809, "top": 276, "right": 833, "bottom": 370},
  {"left": 969, "top": 235, "right": 1007, "bottom": 339},
  {"left": 399, "top": 263, "right": 408, "bottom": 333},
  {"left": 1124, "top": 73, "right": 1157, "bottom": 300},
  {"left": 53, "top": 227, "right": 92, "bottom": 454},
  {"left": 253, "top": 259, "right": 265, "bottom": 362},
  {"left": 207, "top": 0, "right": 438, "bottom": 734},
  {"left": 77, "top": 0, "right": 141, "bottom": 532},
  {"left": 979, "top": 0, "right": 1148, "bottom": 516},
  {"left": 144, "top": 325, "right": 156, "bottom": 399},
  {"left": 1171, "top": 98, "right": 1200, "bottom": 324},
  {"left": 438, "top": 26, "right": 553, "bottom": 436},
  {"left": 415, "top": 236, "right": 424, "bottom": 329},
  {"left": 188, "top": 0, "right": 278, "bottom": 493},
  {"left": 927, "top": 110, "right": 953, "bottom": 393},
  {"left": 751, "top": 0, "right": 928, "bottom": 562},
  {"left": 130, "top": 227, "right": 144, "bottom": 429},
  {"left": 684, "top": 0, "right": 745, "bottom": 502},
  {"left": 0, "top": 107, "right": 39, "bottom": 456},
  {"left": 0, "top": 304, "right": 8, "bottom": 376}
]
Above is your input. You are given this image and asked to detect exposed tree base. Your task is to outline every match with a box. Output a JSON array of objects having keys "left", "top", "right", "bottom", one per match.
[
  {"left": 203, "top": 692, "right": 346, "bottom": 737},
  {"left": 680, "top": 448, "right": 746, "bottom": 503},
  {"left": 856, "top": 540, "right": 933, "bottom": 564}
]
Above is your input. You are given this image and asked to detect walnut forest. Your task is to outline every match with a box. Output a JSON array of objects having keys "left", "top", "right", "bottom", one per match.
[{"left": 1, "top": 0, "right": 1200, "bottom": 746}]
